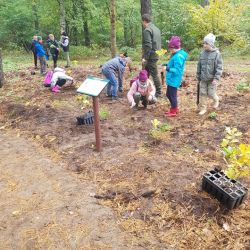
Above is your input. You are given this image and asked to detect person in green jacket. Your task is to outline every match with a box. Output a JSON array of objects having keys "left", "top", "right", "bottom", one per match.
[
  {"left": 142, "top": 14, "right": 162, "bottom": 97},
  {"left": 47, "top": 34, "right": 60, "bottom": 68},
  {"left": 197, "top": 33, "right": 223, "bottom": 115}
]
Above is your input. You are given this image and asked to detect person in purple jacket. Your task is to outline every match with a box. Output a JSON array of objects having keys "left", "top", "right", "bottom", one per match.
[
  {"left": 35, "top": 36, "right": 47, "bottom": 75},
  {"left": 101, "top": 56, "right": 131, "bottom": 101}
]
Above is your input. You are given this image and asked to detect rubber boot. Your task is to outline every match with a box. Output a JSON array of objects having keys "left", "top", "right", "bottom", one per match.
[{"left": 165, "top": 108, "right": 177, "bottom": 117}]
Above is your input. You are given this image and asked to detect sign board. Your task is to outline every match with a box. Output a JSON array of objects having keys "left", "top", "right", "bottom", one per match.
[{"left": 77, "top": 76, "right": 109, "bottom": 97}]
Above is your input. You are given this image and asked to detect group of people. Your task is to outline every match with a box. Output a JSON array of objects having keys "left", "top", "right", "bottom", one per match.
[
  {"left": 31, "top": 32, "right": 70, "bottom": 75},
  {"left": 101, "top": 14, "right": 223, "bottom": 117},
  {"left": 32, "top": 13, "right": 223, "bottom": 115}
]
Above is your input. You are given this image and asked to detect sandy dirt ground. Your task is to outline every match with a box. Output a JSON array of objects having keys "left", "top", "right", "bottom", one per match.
[{"left": 0, "top": 60, "right": 249, "bottom": 249}]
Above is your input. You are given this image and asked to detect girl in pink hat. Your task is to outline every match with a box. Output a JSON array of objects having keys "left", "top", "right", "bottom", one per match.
[
  {"left": 164, "top": 36, "right": 188, "bottom": 117},
  {"left": 127, "top": 70, "right": 157, "bottom": 110}
]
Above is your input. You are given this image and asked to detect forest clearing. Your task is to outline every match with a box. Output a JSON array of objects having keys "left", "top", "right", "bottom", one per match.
[
  {"left": 1, "top": 0, "right": 250, "bottom": 249},
  {"left": 0, "top": 57, "right": 249, "bottom": 249}
]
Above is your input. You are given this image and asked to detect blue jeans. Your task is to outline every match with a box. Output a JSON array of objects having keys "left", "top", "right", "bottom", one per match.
[{"left": 102, "top": 68, "right": 118, "bottom": 97}]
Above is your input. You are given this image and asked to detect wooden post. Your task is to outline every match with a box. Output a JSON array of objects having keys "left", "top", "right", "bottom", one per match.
[
  {"left": 92, "top": 96, "right": 101, "bottom": 152},
  {"left": 0, "top": 48, "right": 4, "bottom": 88}
]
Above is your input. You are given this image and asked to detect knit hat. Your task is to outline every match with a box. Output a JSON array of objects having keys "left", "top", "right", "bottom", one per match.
[
  {"left": 204, "top": 33, "right": 216, "bottom": 47},
  {"left": 61, "top": 32, "right": 67, "bottom": 36},
  {"left": 168, "top": 36, "right": 181, "bottom": 49},
  {"left": 138, "top": 70, "right": 148, "bottom": 82},
  {"left": 37, "top": 36, "right": 42, "bottom": 41}
]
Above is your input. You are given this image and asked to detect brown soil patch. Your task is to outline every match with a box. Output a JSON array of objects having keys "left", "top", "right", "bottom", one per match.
[{"left": 0, "top": 61, "right": 249, "bottom": 249}]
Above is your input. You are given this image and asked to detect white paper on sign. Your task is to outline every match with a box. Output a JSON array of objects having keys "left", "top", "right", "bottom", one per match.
[{"left": 77, "top": 76, "right": 109, "bottom": 97}]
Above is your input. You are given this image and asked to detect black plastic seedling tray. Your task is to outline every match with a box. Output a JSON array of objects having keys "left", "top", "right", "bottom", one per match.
[
  {"left": 76, "top": 111, "right": 94, "bottom": 125},
  {"left": 202, "top": 169, "right": 248, "bottom": 209}
]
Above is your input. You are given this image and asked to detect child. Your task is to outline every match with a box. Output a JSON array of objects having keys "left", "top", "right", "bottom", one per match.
[
  {"left": 30, "top": 36, "right": 38, "bottom": 69},
  {"left": 127, "top": 70, "right": 156, "bottom": 110},
  {"left": 50, "top": 67, "right": 73, "bottom": 93},
  {"left": 60, "top": 32, "right": 70, "bottom": 67},
  {"left": 47, "top": 34, "right": 60, "bottom": 68},
  {"left": 101, "top": 56, "right": 131, "bottom": 101},
  {"left": 35, "top": 36, "right": 47, "bottom": 75},
  {"left": 164, "top": 36, "right": 188, "bottom": 117},
  {"left": 197, "top": 33, "right": 223, "bottom": 115}
]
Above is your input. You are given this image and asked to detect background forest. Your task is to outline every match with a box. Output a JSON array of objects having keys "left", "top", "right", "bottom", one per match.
[{"left": 0, "top": 0, "right": 250, "bottom": 60}]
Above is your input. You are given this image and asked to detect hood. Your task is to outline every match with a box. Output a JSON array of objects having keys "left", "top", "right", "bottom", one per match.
[{"left": 54, "top": 67, "right": 65, "bottom": 73}]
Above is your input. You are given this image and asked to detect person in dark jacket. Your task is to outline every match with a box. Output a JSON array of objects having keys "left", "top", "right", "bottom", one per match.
[
  {"left": 102, "top": 56, "right": 131, "bottom": 101},
  {"left": 47, "top": 34, "right": 60, "bottom": 68},
  {"left": 142, "top": 14, "right": 162, "bottom": 97},
  {"left": 60, "top": 32, "right": 70, "bottom": 67},
  {"left": 31, "top": 36, "right": 38, "bottom": 69},
  {"left": 35, "top": 36, "right": 47, "bottom": 75}
]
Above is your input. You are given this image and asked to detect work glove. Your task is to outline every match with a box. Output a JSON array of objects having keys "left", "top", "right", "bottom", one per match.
[
  {"left": 142, "top": 58, "right": 147, "bottom": 64},
  {"left": 166, "top": 66, "right": 170, "bottom": 72}
]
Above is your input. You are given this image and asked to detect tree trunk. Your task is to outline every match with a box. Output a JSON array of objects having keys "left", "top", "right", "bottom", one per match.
[
  {"left": 110, "top": 0, "right": 116, "bottom": 58},
  {"left": 140, "top": 0, "right": 152, "bottom": 16},
  {"left": 0, "top": 48, "right": 4, "bottom": 88},
  {"left": 123, "top": 16, "right": 129, "bottom": 46},
  {"left": 32, "top": 0, "right": 39, "bottom": 31},
  {"left": 140, "top": 0, "right": 152, "bottom": 61},
  {"left": 201, "top": 0, "right": 210, "bottom": 7},
  {"left": 59, "top": 0, "right": 66, "bottom": 32},
  {"left": 84, "top": 21, "right": 91, "bottom": 46}
]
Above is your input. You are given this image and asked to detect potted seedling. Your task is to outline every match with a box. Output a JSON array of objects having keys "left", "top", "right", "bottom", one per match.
[{"left": 202, "top": 127, "right": 249, "bottom": 209}]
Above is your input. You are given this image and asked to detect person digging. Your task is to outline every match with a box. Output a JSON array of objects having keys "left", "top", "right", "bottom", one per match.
[{"left": 127, "top": 70, "right": 157, "bottom": 110}]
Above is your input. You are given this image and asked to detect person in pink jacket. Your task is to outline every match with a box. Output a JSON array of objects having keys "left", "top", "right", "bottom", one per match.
[{"left": 127, "top": 70, "right": 157, "bottom": 110}]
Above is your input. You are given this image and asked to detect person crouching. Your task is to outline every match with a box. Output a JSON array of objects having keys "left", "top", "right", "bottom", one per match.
[
  {"left": 50, "top": 67, "right": 73, "bottom": 93},
  {"left": 127, "top": 70, "right": 157, "bottom": 110}
]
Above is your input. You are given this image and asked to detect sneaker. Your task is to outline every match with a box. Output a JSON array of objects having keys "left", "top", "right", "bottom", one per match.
[
  {"left": 118, "top": 87, "right": 123, "bottom": 93},
  {"left": 52, "top": 86, "right": 61, "bottom": 93},
  {"left": 111, "top": 96, "right": 120, "bottom": 102},
  {"left": 199, "top": 108, "right": 207, "bottom": 115}
]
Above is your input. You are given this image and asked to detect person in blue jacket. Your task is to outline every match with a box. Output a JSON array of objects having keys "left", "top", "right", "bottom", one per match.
[
  {"left": 164, "top": 36, "right": 187, "bottom": 117},
  {"left": 101, "top": 56, "right": 131, "bottom": 101},
  {"left": 35, "top": 36, "right": 47, "bottom": 75}
]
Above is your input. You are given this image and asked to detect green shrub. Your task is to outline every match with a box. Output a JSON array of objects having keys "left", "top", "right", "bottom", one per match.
[{"left": 188, "top": 48, "right": 201, "bottom": 61}]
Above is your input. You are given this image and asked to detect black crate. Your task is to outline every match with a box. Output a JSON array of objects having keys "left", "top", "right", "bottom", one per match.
[
  {"left": 76, "top": 111, "right": 94, "bottom": 125},
  {"left": 202, "top": 169, "right": 248, "bottom": 209}
]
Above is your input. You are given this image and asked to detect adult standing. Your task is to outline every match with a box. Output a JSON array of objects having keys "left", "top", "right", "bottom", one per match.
[
  {"left": 60, "top": 32, "right": 70, "bottom": 68},
  {"left": 47, "top": 34, "right": 60, "bottom": 68},
  {"left": 141, "top": 14, "right": 162, "bottom": 97},
  {"left": 31, "top": 36, "right": 38, "bottom": 69}
]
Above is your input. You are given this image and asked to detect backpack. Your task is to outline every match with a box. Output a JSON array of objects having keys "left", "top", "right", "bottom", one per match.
[{"left": 44, "top": 70, "right": 53, "bottom": 87}]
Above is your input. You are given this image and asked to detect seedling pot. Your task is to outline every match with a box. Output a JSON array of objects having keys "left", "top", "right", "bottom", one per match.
[
  {"left": 76, "top": 111, "right": 94, "bottom": 125},
  {"left": 202, "top": 169, "right": 248, "bottom": 209}
]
